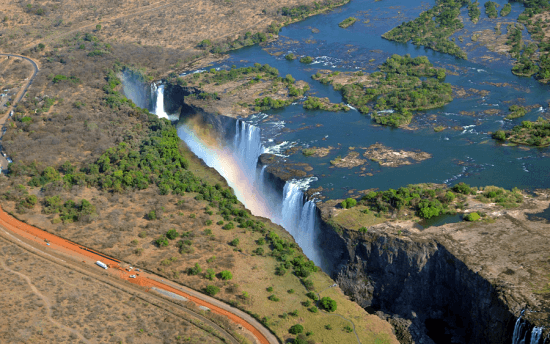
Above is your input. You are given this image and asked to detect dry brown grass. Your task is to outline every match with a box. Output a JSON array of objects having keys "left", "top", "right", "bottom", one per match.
[{"left": 0, "top": 237, "right": 224, "bottom": 344}]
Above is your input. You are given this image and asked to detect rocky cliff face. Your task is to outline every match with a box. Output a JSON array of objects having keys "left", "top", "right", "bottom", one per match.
[{"left": 317, "top": 197, "right": 550, "bottom": 344}]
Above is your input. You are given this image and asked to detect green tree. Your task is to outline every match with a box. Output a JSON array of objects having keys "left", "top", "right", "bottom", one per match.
[
  {"left": 320, "top": 297, "right": 337, "bottom": 312},
  {"left": 219, "top": 270, "right": 233, "bottom": 280},
  {"left": 289, "top": 324, "right": 304, "bottom": 335},
  {"left": 205, "top": 268, "right": 215, "bottom": 280},
  {"left": 166, "top": 229, "right": 179, "bottom": 240},
  {"left": 96, "top": 24, "right": 102, "bottom": 31},
  {"left": 204, "top": 285, "right": 220, "bottom": 296}
]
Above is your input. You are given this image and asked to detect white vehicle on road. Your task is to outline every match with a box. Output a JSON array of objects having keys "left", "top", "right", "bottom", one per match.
[{"left": 95, "top": 261, "right": 108, "bottom": 269}]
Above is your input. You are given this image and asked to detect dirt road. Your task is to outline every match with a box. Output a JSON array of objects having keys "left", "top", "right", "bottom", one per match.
[
  {"left": 0, "top": 53, "right": 39, "bottom": 171},
  {"left": 0, "top": 206, "right": 278, "bottom": 344}
]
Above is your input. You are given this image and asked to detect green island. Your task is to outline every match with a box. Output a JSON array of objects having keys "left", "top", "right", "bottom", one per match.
[
  {"left": 338, "top": 17, "right": 357, "bottom": 28},
  {"left": 493, "top": 118, "right": 550, "bottom": 146},
  {"left": 171, "top": 63, "right": 309, "bottom": 115},
  {"left": 468, "top": 1, "right": 481, "bottom": 23},
  {"left": 484, "top": 1, "right": 499, "bottom": 19},
  {"left": 300, "top": 56, "right": 314, "bottom": 64},
  {"left": 500, "top": 3, "right": 512, "bottom": 16},
  {"left": 327, "top": 183, "right": 523, "bottom": 232},
  {"left": 381, "top": 0, "right": 468, "bottom": 59},
  {"left": 505, "top": 105, "right": 528, "bottom": 119},
  {"left": 303, "top": 97, "right": 350, "bottom": 112},
  {"left": 312, "top": 54, "right": 452, "bottom": 127}
]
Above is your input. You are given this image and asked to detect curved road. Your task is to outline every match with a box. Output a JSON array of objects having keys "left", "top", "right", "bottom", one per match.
[
  {"left": 0, "top": 53, "right": 39, "bottom": 171},
  {"left": 0, "top": 206, "right": 279, "bottom": 344}
]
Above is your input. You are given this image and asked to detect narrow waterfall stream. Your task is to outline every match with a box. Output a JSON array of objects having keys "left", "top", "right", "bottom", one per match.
[{"left": 153, "top": 86, "right": 327, "bottom": 272}]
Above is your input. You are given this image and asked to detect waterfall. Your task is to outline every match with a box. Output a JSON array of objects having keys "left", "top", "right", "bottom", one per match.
[
  {"left": 530, "top": 328, "right": 543, "bottom": 344},
  {"left": 175, "top": 116, "right": 325, "bottom": 270},
  {"left": 512, "top": 310, "right": 546, "bottom": 344},
  {"left": 152, "top": 83, "right": 169, "bottom": 119}
]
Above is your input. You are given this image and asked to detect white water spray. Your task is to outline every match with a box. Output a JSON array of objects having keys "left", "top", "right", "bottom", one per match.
[{"left": 152, "top": 83, "right": 169, "bottom": 119}]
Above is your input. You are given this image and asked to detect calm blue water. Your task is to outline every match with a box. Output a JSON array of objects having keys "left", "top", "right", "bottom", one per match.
[{"left": 188, "top": 0, "right": 550, "bottom": 199}]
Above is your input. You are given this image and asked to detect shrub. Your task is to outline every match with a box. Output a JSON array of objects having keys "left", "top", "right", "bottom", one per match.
[
  {"left": 219, "top": 270, "right": 233, "bottom": 280},
  {"left": 289, "top": 324, "right": 304, "bottom": 335},
  {"left": 266, "top": 286, "right": 273, "bottom": 292},
  {"left": 166, "top": 229, "right": 179, "bottom": 240},
  {"left": 464, "top": 212, "right": 480, "bottom": 221},
  {"left": 306, "top": 292, "right": 318, "bottom": 300},
  {"left": 257, "top": 238, "right": 265, "bottom": 245},
  {"left": 285, "top": 53, "right": 296, "bottom": 60},
  {"left": 303, "top": 279, "right": 314, "bottom": 291},
  {"left": 343, "top": 198, "right": 356, "bottom": 208},
  {"left": 325, "top": 324, "right": 332, "bottom": 330},
  {"left": 320, "top": 297, "right": 337, "bottom": 312},
  {"left": 188, "top": 263, "right": 202, "bottom": 275},
  {"left": 229, "top": 238, "right": 239, "bottom": 246},
  {"left": 309, "top": 306, "right": 318, "bottom": 313},
  {"left": 268, "top": 294, "right": 280, "bottom": 302},
  {"left": 155, "top": 236, "right": 169, "bottom": 247},
  {"left": 223, "top": 222, "right": 234, "bottom": 230},
  {"left": 205, "top": 268, "right": 216, "bottom": 280},
  {"left": 204, "top": 285, "right": 220, "bottom": 296},
  {"left": 147, "top": 210, "right": 157, "bottom": 220},
  {"left": 344, "top": 325, "right": 353, "bottom": 333}
]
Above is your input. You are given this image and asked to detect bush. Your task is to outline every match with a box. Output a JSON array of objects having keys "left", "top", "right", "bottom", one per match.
[
  {"left": 289, "top": 324, "right": 304, "bottom": 335},
  {"left": 223, "top": 222, "right": 234, "bottom": 230},
  {"left": 147, "top": 210, "right": 157, "bottom": 220},
  {"left": 229, "top": 238, "right": 240, "bottom": 246},
  {"left": 166, "top": 229, "right": 179, "bottom": 240},
  {"left": 306, "top": 292, "right": 318, "bottom": 300},
  {"left": 342, "top": 198, "right": 356, "bottom": 209},
  {"left": 205, "top": 268, "right": 216, "bottom": 280},
  {"left": 464, "top": 212, "right": 480, "bottom": 221},
  {"left": 204, "top": 285, "right": 220, "bottom": 296},
  {"left": 219, "top": 270, "right": 233, "bottom": 280},
  {"left": 268, "top": 294, "right": 280, "bottom": 302},
  {"left": 188, "top": 263, "right": 202, "bottom": 275},
  {"left": 155, "top": 236, "right": 169, "bottom": 247},
  {"left": 320, "top": 297, "right": 337, "bottom": 312},
  {"left": 285, "top": 53, "right": 296, "bottom": 60}
]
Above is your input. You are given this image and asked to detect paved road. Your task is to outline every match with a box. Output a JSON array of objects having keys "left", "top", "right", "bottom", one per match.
[{"left": 0, "top": 53, "right": 39, "bottom": 171}]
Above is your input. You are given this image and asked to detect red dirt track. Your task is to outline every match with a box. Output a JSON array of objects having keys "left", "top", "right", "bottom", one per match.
[{"left": 0, "top": 206, "right": 271, "bottom": 344}]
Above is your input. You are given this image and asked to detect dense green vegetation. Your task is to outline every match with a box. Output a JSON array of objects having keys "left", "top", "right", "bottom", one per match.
[
  {"left": 508, "top": 0, "right": 550, "bottom": 83},
  {"left": 285, "top": 53, "right": 296, "bottom": 60},
  {"left": 279, "top": 0, "right": 350, "bottom": 20},
  {"left": 313, "top": 54, "right": 452, "bottom": 127},
  {"left": 505, "top": 105, "right": 528, "bottom": 119},
  {"left": 500, "top": 3, "right": 512, "bottom": 16},
  {"left": 355, "top": 183, "right": 523, "bottom": 222},
  {"left": 382, "top": 0, "right": 469, "bottom": 59},
  {"left": 254, "top": 97, "right": 293, "bottom": 111},
  {"left": 338, "top": 17, "right": 357, "bottom": 28},
  {"left": 493, "top": 118, "right": 550, "bottom": 146},
  {"left": 468, "top": 1, "right": 481, "bottom": 23},
  {"left": 303, "top": 97, "right": 349, "bottom": 112},
  {"left": 484, "top": 1, "right": 499, "bottom": 18},
  {"left": 299, "top": 56, "right": 314, "bottom": 64}
]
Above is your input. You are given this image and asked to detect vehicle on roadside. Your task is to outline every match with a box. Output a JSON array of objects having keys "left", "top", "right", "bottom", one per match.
[
  {"left": 129, "top": 275, "right": 136, "bottom": 278},
  {"left": 6, "top": 158, "right": 12, "bottom": 163},
  {"left": 95, "top": 261, "right": 108, "bottom": 269}
]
